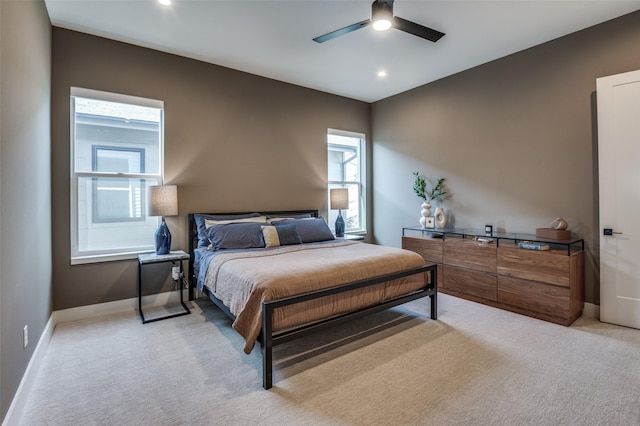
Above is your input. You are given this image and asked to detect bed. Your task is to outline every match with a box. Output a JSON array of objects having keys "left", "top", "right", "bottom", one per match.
[{"left": 187, "top": 210, "right": 437, "bottom": 389}]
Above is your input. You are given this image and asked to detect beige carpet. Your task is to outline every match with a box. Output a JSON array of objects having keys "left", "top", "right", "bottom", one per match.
[{"left": 19, "top": 294, "right": 640, "bottom": 425}]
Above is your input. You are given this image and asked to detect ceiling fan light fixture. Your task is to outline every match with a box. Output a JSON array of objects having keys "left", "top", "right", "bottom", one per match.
[
  {"left": 371, "top": 1, "right": 393, "bottom": 31},
  {"left": 372, "top": 19, "right": 391, "bottom": 31},
  {"left": 313, "top": 0, "right": 444, "bottom": 44}
]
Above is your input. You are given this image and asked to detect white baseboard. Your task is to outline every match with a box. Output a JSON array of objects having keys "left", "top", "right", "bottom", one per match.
[
  {"left": 53, "top": 289, "right": 189, "bottom": 324},
  {"left": 583, "top": 302, "right": 600, "bottom": 320},
  {"left": 2, "top": 316, "right": 55, "bottom": 426},
  {"left": 2, "top": 290, "right": 191, "bottom": 426}
]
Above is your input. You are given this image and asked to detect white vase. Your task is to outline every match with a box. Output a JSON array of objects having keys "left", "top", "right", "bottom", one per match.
[
  {"left": 419, "top": 202, "right": 432, "bottom": 229},
  {"left": 434, "top": 206, "right": 448, "bottom": 229}
]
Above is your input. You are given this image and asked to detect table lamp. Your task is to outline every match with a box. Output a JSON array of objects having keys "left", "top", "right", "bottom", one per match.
[
  {"left": 330, "top": 188, "right": 349, "bottom": 237},
  {"left": 149, "top": 185, "right": 178, "bottom": 255}
]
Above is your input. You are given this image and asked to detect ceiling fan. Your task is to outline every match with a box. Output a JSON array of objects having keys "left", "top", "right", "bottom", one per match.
[{"left": 313, "top": 0, "right": 445, "bottom": 44}]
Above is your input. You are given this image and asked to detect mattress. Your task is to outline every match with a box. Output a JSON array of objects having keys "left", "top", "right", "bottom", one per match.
[{"left": 198, "top": 240, "right": 428, "bottom": 353}]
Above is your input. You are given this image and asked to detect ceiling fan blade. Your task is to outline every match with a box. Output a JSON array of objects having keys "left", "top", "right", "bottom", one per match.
[
  {"left": 393, "top": 16, "right": 445, "bottom": 42},
  {"left": 313, "top": 19, "right": 371, "bottom": 43}
]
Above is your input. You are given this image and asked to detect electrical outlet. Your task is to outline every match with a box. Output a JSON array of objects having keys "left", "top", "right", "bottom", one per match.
[
  {"left": 23, "top": 325, "right": 28, "bottom": 349},
  {"left": 172, "top": 266, "right": 180, "bottom": 281}
]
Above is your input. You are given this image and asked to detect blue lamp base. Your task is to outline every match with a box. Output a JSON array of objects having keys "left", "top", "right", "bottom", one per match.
[
  {"left": 335, "top": 210, "right": 345, "bottom": 237},
  {"left": 155, "top": 218, "right": 172, "bottom": 255}
]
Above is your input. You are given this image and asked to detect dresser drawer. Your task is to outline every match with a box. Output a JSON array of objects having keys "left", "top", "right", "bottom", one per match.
[
  {"left": 443, "top": 265, "right": 497, "bottom": 301},
  {"left": 498, "top": 275, "right": 571, "bottom": 321},
  {"left": 402, "top": 236, "right": 443, "bottom": 264},
  {"left": 497, "top": 245, "right": 573, "bottom": 287},
  {"left": 444, "top": 238, "right": 496, "bottom": 273}
]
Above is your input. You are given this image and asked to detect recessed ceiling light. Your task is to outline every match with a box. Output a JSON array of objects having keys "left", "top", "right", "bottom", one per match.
[
  {"left": 377, "top": 70, "right": 387, "bottom": 78},
  {"left": 158, "top": 0, "right": 171, "bottom": 5}
]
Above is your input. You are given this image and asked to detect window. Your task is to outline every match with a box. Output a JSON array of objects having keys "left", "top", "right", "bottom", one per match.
[
  {"left": 92, "top": 146, "right": 145, "bottom": 223},
  {"left": 327, "top": 129, "right": 366, "bottom": 234},
  {"left": 71, "top": 88, "right": 164, "bottom": 264}
]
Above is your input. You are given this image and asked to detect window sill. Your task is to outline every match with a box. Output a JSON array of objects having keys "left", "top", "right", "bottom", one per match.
[{"left": 336, "top": 234, "right": 366, "bottom": 241}]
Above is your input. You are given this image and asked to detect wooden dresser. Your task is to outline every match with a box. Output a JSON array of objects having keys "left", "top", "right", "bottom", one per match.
[{"left": 402, "top": 227, "right": 584, "bottom": 326}]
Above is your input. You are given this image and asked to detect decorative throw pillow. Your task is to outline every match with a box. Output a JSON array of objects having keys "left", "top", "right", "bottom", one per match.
[
  {"left": 205, "top": 222, "right": 265, "bottom": 250},
  {"left": 261, "top": 223, "right": 302, "bottom": 247},
  {"left": 279, "top": 217, "right": 334, "bottom": 243},
  {"left": 261, "top": 226, "right": 281, "bottom": 248}
]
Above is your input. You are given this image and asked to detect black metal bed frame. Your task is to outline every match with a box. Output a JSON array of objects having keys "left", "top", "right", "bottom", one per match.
[{"left": 187, "top": 211, "right": 438, "bottom": 389}]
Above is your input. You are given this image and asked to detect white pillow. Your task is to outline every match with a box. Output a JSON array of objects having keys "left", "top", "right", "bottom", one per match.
[
  {"left": 204, "top": 215, "right": 267, "bottom": 228},
  {"left": 266, "top": 216, "right": 314, "bottom": 224},
  {"left": 261, "top": 226, "right": 281, "bottom": 248}
]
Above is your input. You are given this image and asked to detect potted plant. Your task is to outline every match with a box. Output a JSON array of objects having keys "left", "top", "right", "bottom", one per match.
[
  {"left": 413, "top": 172, "right": 447, "bottom": 229},
  {"left": 413, "top": 172, "right": 446, "bottom": 202}
]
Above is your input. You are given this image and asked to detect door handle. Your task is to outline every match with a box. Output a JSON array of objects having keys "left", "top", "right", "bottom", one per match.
[{"left": 603, "top": 228, "right": 623, "bottom": 236}]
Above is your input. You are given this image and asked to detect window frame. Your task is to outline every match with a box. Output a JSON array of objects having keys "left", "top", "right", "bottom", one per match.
[
  {"left": 70, "top": 87, "right": 165, "bottom": 265},
  {"left": 327, "top": 128, "right": 367, "bottom": 235}
]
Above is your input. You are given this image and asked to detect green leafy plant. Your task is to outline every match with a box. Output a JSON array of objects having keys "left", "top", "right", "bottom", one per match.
[{"left": 413, "top": 172, "right": 447, "bottom": 202}]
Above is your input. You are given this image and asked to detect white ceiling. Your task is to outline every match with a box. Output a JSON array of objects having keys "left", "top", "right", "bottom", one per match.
[{"left": 45, "top": 0, "right": 640, "bottom": 103}]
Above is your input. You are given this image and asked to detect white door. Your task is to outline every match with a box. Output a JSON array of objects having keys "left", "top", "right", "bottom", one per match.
[{"left": 597, "top": 70, "right": 640, "bottom": 329}]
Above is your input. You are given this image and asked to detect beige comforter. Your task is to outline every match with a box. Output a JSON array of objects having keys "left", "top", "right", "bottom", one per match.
[{"left": 202, "top": 240, "right": 428, "bottom": 353}]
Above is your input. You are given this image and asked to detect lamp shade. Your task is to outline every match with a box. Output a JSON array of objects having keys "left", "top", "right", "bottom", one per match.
[
  {"left": 330, "top": 188, "right": 349, "bottom": 210},
  {"left": 149, "top": 185, "right": 178, "bottom": 217}
]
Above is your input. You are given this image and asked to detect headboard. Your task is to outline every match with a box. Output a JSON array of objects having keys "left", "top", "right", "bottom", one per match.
[{"left": 187, "top": 210, "right": 319, "bottom": 294}]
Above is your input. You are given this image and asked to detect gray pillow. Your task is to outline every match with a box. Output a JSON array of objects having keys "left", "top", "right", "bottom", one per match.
[
  {"left": 278, "top": 217, "right": 335, "bottom": 243},
  {"left": 205, "top": 222, "right": 265, "bottom": 250},
  {"left": 274, "top": 223, "right": 303, "bottom": 246},
  {"left": 195, "top": 213, "right": 261, "bottom": 248}
]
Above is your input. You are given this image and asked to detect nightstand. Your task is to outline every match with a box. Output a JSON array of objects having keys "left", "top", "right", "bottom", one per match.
[{"left": 137, "top": 250, "right": 190, "bottom": 324}]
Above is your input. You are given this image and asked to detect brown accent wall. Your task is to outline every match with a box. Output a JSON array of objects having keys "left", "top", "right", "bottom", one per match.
[
  {"left": 0, "top": 0, "right": 52, "bottom": 420},
  {"left": 371, "top": 10, "right": 640, "bottom": 304},
  {"left": 51, "top": 10, "right": 640, "bottom": 310},
  {"left": 51, "top": 28, "right": 371, "bottom": 310}
]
